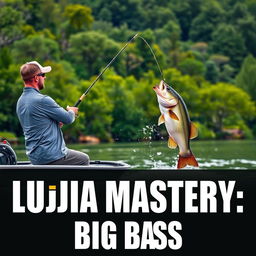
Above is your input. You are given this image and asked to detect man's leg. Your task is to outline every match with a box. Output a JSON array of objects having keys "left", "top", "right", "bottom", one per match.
[{"left": 48, "top": 149, "right": 90, "bottom": 165}]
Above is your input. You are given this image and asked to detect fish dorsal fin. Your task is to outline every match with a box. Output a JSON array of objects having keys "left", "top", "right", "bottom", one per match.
[
  {"left": 168, "top": 136, "right": 177, "bottom": 149},
  {"left": 168, "top": 109, "right": 179, "bottom": 121},
  {"left": 190, "top": 122, "right": 198, "bottom": 139},
  {"left": 158, "top": 114, "right": 165, "bottom": 126}
]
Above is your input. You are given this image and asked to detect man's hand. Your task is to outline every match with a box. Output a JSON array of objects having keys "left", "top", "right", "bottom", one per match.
[
  {"left": 66, "top": 106, "right": 78, "bottom": 116},
  {"left": 59, "top": 122, "right": 63, "bottom": 128}
]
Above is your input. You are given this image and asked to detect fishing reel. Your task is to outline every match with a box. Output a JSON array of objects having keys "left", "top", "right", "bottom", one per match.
[{"left": 0, "top": 140, "right": 17, "bottom": 165}]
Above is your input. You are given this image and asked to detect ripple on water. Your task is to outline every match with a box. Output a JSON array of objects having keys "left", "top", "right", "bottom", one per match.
[{"left": 198, "top": 158, "right": 256, "bottom": 169}]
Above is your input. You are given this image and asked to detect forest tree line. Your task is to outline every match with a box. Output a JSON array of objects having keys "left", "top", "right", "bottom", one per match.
[{"left": 0, "top": 0, "right": 256, "bottom": 142}]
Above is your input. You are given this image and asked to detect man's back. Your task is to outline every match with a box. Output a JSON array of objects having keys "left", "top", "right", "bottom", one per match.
[{"left": 17, "top": 87, "right": 74, "bottom": 164}]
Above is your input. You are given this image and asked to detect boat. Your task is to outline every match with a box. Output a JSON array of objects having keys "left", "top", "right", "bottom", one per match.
[{"left": 0, "top": 140, "right": 130, "bottom": 170}]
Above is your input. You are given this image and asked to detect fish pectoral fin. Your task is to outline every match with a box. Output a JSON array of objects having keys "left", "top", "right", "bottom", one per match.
[
  {"left": 168, "top": 136, "right": 177, "bottom": 149},
  {"left": 168, "top": 109, "right": 179, "bottom": 121},
  {"left": 158, "top": 114, "right": 165, "bottom": 126},
  {"left": 190, "top": 122, "right": 198, "bottom": 139}
]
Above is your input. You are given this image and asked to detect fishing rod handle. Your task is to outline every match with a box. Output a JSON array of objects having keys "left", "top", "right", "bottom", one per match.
[{"left": 73, "top": 94, "right": 86, "bottom": 107}]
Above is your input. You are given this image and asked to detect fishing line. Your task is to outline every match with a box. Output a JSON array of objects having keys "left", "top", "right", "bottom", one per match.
[{"left": 137, "top": 35, "right": 165, "bottom": 81}]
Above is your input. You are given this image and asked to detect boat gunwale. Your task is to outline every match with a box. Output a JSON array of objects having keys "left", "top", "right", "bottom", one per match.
[{"left": 0, "top": 160, "right": 131, "bottom": 170}]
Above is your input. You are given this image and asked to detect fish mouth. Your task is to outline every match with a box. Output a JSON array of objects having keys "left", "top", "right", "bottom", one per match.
[
  {"left": 152, "top": 85, "right": 159, "bottom": 91},
  {"left": 153, "top": 83, "right": 166, "bottom": 99},
  {"left": 153, "top": 80, "right": 165, "bottom": 93}
]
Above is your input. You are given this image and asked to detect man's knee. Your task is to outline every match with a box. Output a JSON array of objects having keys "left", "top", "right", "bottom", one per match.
[
  {"left": 66, "top": 149, "right": 90, "bottom": 165},
  {"left": 80, "top": 152, "right": 90, "bottom": 165}
]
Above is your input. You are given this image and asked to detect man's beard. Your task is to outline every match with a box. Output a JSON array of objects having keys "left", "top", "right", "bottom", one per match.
[{"left": 38, "top": 80, "right": 44, "bottom": 90}]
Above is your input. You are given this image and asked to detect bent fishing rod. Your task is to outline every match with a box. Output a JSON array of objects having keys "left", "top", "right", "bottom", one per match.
[
  {"left": 73, "top": 33, "right": 139, "bottom": 107},
  {"left": 73, "top": 33, "right": 165, "bottom": 107}
]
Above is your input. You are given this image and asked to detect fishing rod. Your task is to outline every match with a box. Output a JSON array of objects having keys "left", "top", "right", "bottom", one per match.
[{"left": 73, "top": 33, "right": 139, "bottom": 107}]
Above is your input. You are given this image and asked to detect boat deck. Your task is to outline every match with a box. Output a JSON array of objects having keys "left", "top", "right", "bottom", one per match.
[{"left": 0, "top": 160, "right": 130, "bottom": 170}]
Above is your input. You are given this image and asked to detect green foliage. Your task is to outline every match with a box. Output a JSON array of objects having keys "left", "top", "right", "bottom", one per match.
[
  {"left": 0, "top": 0, "right": 256, "bottom": 141},
  {"left": 107, "top": 74, "right": 145, "bottom": 141},
  {"left": 0, "top": 47, "right": 13, "bottom": 69},
  {"left": 133, "top": 30, "right": 166, "bottom": 78},
  {"left": 78, "top": 79, "right": 114, "bottom": 141},
  {"left": 235, "top": 54, "right": 256, "bottom": 100},
  {"left": 189, "top": 1, "right": 225, "bottom": 42},
  {"left": 199, "top": 82, "right": 256, "bottom": 133},
  {"left": 223, "top": 114, "right": 254, "bottom": 139},
  {"left": 155, "top": 20, "right": 181, "bottom": 55},
  {"left": 0, "top": 131, "right": 17, "bottom": 140},
  {"left": 195, "top": 122, "right": 216, "bottom": 140},
  {"left": 0, "top": 6, "right": 25, "bottom": 47},
  {"left": 205, "top": 60, "right": 219, "bottom": 84},
  {"left": 210, "top": 24, "right": 247, "bottom": 69},
  {"left": 140, "top": 6, "right": 177, "bottom": 30},
  {"left": 178, "top": 58, "right": 206, "bottom": 77},
  {"left": 173, "top": 0, "right": 203, "bottom": 40},
  {"left": 0, "top": 63, "right": 23, "bottom": 135},
  {"left": 12, "top": 35, "right": 60, "bottom": 63},
  {"left": 64, "top": 4, "right": 94, "bottom": 30},
  {"left": 219, "top": 64, "right": 235, "bottom": 83},
  {"left": 66, "top": 31, "right": 124, "bottom": 79}
]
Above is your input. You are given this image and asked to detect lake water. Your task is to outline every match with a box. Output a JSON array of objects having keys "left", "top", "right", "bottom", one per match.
[{"left": 14, "top": 140, "right": 256, "bottom": 169}]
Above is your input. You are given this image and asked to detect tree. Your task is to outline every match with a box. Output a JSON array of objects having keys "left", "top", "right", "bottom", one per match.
[
  {"left": 163, "top": 68, "right": 201, "bottom": 118},
  {"left": 246, "top": 0, "right": 256, "bottom": 18},
  {"left": 227, "top": 2, "right": 256, "bottom": 56},
  {"left": 178, "top": 58, "right": 206, "bottom": 77},
  {"left": 36, "top": 0, "right": 62, "bottom": 34},
  {"left": 94, "top": 0, "right": 141, "bottom": 29},
  {"left": 209, "top": 24, "right": 247, "bottom": 69},
  {"left": 108, "top": 23, "right": 136, "bottom": 43},
  {"left": 0, "top": 47, "right": 13, "bottom": 69},
  {"left": 12, "top": 35, "right": 60, "bottom": 63},
  {"left": 66, "top": 31, "right": 125, "bottom": 79},
  {"left": 0, "top": 64, "right": 23, "bottom": 135},
  {"left": 172, "top": 0, "right": 203, "bottom": 40},
  {"left": 133, "top": 70, "right": 160, "bottom": 123},
  {"left": 219, "top": 64, "right": 235, "bottom": 83},
  {"left": 199, "top": 82, "right": 256, "bottom": 133},
  {"left": 42, "top": 61, "right": 80, "bottom": 107},
  {"left": 237, "top": 15, "right": 256, "bottom": 56},
  {"left": 235, "top": 54, "right": 256, "bottom": 101},
  {"left": 107, "top": 75, "right": 144, "bottom": 141},
  {"left": 64, "top": 4, "right": 94, "bottom": 30},
  {"left": 134, "top": 29, "right": 166, "bottom": 78},
  {"left": 189, "top": 1, "right": 225, "bottom": 42},
  {"left": 205, "top": 60, "right": 219, "bottom": 83},
  {"left": 140, "top": 6, "right": 177, "bottom": 30},
  {"left": 0, "top": 6, "right": 25, "bottom": 47},
  {"left": 78, "top": 79, "right": 114, "bottom": 142},
  {"left": 155, "top": 21, "right": 181, "bottom": 64}
]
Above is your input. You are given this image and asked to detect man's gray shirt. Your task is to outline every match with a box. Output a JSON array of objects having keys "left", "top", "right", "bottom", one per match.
[{"left": 16, "top": 87, "right": 75, "bottom": 164}]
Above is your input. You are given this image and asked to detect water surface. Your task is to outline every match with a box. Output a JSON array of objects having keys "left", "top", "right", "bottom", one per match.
[{"left": 14, "top": 140, "right": 256, "bottom": 169}]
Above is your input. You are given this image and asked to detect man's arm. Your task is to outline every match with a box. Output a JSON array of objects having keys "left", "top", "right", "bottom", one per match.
[{"left": 40, "top": 96, "right": 78, "bottom": 124}]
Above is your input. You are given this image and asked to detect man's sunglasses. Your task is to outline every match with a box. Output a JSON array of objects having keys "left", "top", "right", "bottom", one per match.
[{"left": 37, "top": 73, "right": 46, "bottom": 77}]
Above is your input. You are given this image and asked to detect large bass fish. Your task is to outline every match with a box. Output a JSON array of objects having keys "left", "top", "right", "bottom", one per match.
[{"left": 153, "top": 80, "right": 199, "bottom": 169}]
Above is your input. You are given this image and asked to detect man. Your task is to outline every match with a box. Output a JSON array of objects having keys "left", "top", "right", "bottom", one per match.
[{"left": 16, "top": 61, "right": 90, "bottom": 165}]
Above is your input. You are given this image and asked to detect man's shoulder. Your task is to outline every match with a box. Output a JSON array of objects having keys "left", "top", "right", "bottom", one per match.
[{"left": 41, "top": 95, "right": 59, "bottom": 107}]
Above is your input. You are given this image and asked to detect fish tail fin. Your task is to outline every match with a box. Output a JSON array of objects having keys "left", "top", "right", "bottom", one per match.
[{"left": 177, "top": 152, "right": 199, "bottom": 169}]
